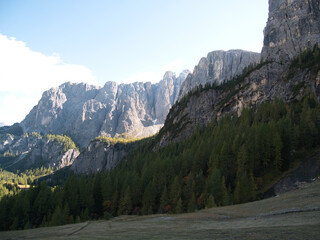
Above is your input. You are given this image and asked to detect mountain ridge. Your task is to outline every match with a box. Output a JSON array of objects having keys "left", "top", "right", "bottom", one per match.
[
  {"left": 178, "top": 49, "right": 261, "bottom": 99},
  {"left": 20, "top": 70, "right": 189, "bottom": 148},
  {"left": 156, "top": 0, "right": 320, "bottom": 149}
]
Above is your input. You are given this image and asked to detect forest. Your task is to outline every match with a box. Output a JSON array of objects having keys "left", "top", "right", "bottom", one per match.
[
  {"left": 0, "top": 92, "right": 319, "bottom": 230},
  {"left": 0, "top": 45, "right": 319, "bottom": 231},
  {"left": 0, "top": 167, "right": 53, "bottom": 200}
]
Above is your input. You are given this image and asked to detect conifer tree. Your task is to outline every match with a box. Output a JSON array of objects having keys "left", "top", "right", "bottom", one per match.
[
  {"left": 118, "top": 186, "right": 132, "bottom": 215},
  {"left": 187, "top": 193, "right": 197, "bottom": 212},
  {"left": 205, "top": 195, "right": 216, "bottom": 208},
  {"left": 169, "top": 176, "right": 181, "bottom": 209},
  {"left": 93, "top": 174, "right": 103, "bottom": 217},
  {"left": 221, "top": 176, "right": 229, "bottom": 206},
  {"left": 175, "top": 198, "right": 183, "bottom": 213},
  {"left": 159, "top": 186, "right": 169, "bottom": 213}
]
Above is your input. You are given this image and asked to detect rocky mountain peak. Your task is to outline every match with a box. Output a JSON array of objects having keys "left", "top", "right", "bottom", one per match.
[
  {"left": 178, "top": 69, "right": 191, "bottom": 80},
  {"left": 163, "top": 71, "right": 176, "bottom": 80},
  {"left": 261, "top": 0, "right": 320, "bottom": 62},
  {"left": 156, "top": 0, "right": 320, "bottom": 150},
  {"left": 178, "top": 50, "right": 261, "bottom": 98},
  {"left": 21, "top": 70, "right": 189, "bottom": 147},
  {"left": 0, "top": 133, "right": 79, "bottom": 170}
]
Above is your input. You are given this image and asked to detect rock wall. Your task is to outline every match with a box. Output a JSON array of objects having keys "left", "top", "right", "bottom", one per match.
[
  {"left": 21, "top": 70, "right": 189, "bottom": 148},
  {"left": 261, "top": 0, "right": 320, "bottom": 62},
  {"left": 156, "top": 0, "right": 320, "bottom": 149},
  {"left": 0, "top": 133, "right": 79, "bottom": 170},
  {"left": 71, "top": 139, "right": 131, "bottom": 174},
  {"left": 178, "top": 50, "right": 260, "bottom": 98}
]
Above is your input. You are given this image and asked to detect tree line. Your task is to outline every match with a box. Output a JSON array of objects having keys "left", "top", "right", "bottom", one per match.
[{"left": 0, "top": 92, "right": 319, "bottom": 231}]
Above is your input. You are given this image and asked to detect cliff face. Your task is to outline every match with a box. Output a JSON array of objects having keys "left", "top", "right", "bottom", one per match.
[
  {"left": 178, "top": 50, "right": 260, "bottom": 98},
  {"left": 21, "top": 70, "right": 189, "bottom": 148},
  {"left": 0, "top": 133, "right": 79, "bottom": 170},
  {"left": 70, "top": 139, "right": 130, "bottom": 174},
  {"left": 156, "top": 0, "right": 320, "bottom": 149},
  {"left": 261, "top": 0, "right": 320, "bottom": 62}
]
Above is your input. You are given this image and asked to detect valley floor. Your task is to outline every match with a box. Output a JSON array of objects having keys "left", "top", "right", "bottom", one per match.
[{"left": 2, "top": 180, "right": 320, "bottom": 240}]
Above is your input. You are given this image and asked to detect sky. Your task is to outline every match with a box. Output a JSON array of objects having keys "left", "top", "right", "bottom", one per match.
[{"left": 0, "top": 0, "right": 269, "bottom": 126}]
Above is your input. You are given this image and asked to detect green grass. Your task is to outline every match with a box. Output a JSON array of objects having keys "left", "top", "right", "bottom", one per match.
[{"left": 1, "top": 180, "right": 319, "bottom": 239}]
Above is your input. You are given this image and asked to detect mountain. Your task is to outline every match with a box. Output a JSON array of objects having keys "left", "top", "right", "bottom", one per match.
[
  {"left": 71, "top": 0, "right": 320, "bottom": 173},
  {"left": 0, "top": 49, "right": 261, "bottom": 172},
  {"left": 1, "top": 0, "right": 320, "bottom": 232},
  {"left": 0, "top": 133, "right": 79, "bottom": 170},
  {"left": 70, "top": 137, "right": 140, "bottom": 174},
  {"left": 261, "top": 0, "right": 320, "bottom": 62},
  {"left": 20, "top": 70, "right": 189, "bottom": 148},
  {"left": 70, "top": 52, "right": 261, "bottom": 173},
  {"left": 178, "top": 50, "right": 260, "bottom": 98},
  {"left": 20, "top": 47, "right": 261, "bottom": 150},
  {"left": 157, "top": 0, "right": 320, "bottom": 148}
]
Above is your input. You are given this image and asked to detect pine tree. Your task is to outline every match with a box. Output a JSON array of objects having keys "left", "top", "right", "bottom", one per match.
[
  {"left": 206, "top": 168, "right": 222, "bottom": 205},
  {"left": 111, "top": 190, "right": 119, "bottom": 216},
  {"left": 50, "top": 206, "right": 64, "bottom": 226},
  {"left": 92, "top": 174, "right": 103, "bottom": 217},
  {"left": 175, "top": 198, "right": 183, "bottom": 214},
  {"left": 233, "top": 179, "right": 241, "bottom": 204},
  {"left": 205, "top": 195, "right": 216, "bottom": 208},
  {"left": 142, "top": 182, "right": 156, "bottom": 215},
  {"left": 118, "top": 186, "right": 132, "bottom": 215},
  {"left": 187, "top": 193, "right": 197, "bottom": 212},
  {"left": 169, "top": 176, "right": 181, "bottom": 209},
  {"left": 272, "top": 132, "right": 283, "bottom": 171},
  {"left": 159, "top": 186, "right": 169, "bottom": 213},
  {"left": 221, "top": 176, "right": 229, "bottom": 206}
]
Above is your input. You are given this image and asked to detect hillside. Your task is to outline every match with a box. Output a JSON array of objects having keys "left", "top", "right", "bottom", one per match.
[
  {"left": 0, "top": 0, "right": 319, "bottom": 234},
  {"left": 20, "top": 71, "right": 188, "bottom": 148},
  {"left": 157, "top": 0, "right": 320, "bottom": 147},
  {"left": 0, "top": 91, "right": 319, "bottom": 230},
  {"left": 0, "top": 133, "right": 79, "bottom": 171},
  {"left": 0, "top": 179, "right": 319, "bottom": 240},
  {"left": 178, "top": 50, "right": 260, "bottom": 98}
]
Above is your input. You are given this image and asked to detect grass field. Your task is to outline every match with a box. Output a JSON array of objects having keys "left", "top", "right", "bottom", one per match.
[{"left": 1, "top": 180, "right": 320, "bottom": 240}]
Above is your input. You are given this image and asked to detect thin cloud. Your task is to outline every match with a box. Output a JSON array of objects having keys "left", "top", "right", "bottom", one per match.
[
  {"left": 0, "top": 93, "right": 39, "bottom": 125},
  {"left": 0, "top": 34, "right": 99, "bottom": 125},
  {"left": 0, "top": 34, "right": 98, "bottom": 92}
]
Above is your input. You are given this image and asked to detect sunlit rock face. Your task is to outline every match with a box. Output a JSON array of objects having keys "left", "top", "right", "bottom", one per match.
[
  {"left": 156, "top": 0, "right": 320, "bottom": 149},
  {"left": 0, "top": 134, "right": 79, "bottom": 170},
  {"left": 261, "top": 0, "right": 320, "bottom": 62},
  {"left": 21, "top": 70, "right": 189, "bottom": 148},
  {"left": 178, "top": 50, "right": 260, "bottom": 99}
]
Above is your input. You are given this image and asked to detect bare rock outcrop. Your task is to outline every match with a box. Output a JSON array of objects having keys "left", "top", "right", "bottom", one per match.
[
  {"left": 157, "top": 0, "right": 320, "bottom": 149},
  {"left": 0, "top": 133, "right": 79, "bottom": 170},
  {"left": 261, "top": 0, "right": 320, "bottom": 62},
  {"left": 178, "top": 50, "right": 260, "bottom": 98},
  {"left": 70, "top": 139, "right": 131, "bottom": 174},
  {"left": 21, "top": 70, "right": 189, "bottom": 148}
]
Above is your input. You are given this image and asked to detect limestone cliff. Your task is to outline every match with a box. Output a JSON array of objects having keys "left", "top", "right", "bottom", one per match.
[
  {"left": 179, "top": 50, "right": 260, "bottom": 98},
  {"left": 0, "top": 133, "right": 79, "bottom": 170},
  {"left": 157, "top": 0, "right": 320, "bottom": 149},
  {"left": 261, "top": 0, "right": 320, "bottom": 62},
  {"left": 21, "top": 70, "right": 189, "bottom": 148},
  {"left": 70, "top": 139, "right": 134, "bottom": 174}
]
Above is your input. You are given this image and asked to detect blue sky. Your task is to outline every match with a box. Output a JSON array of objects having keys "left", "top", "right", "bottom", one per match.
[{"left": 0, "top": 0, "right": 268, "bottom": 125}]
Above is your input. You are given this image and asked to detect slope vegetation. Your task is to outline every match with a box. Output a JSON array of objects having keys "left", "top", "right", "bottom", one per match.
[{"left": 1, "top": 180, "right": 319, "bottom": 240}]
